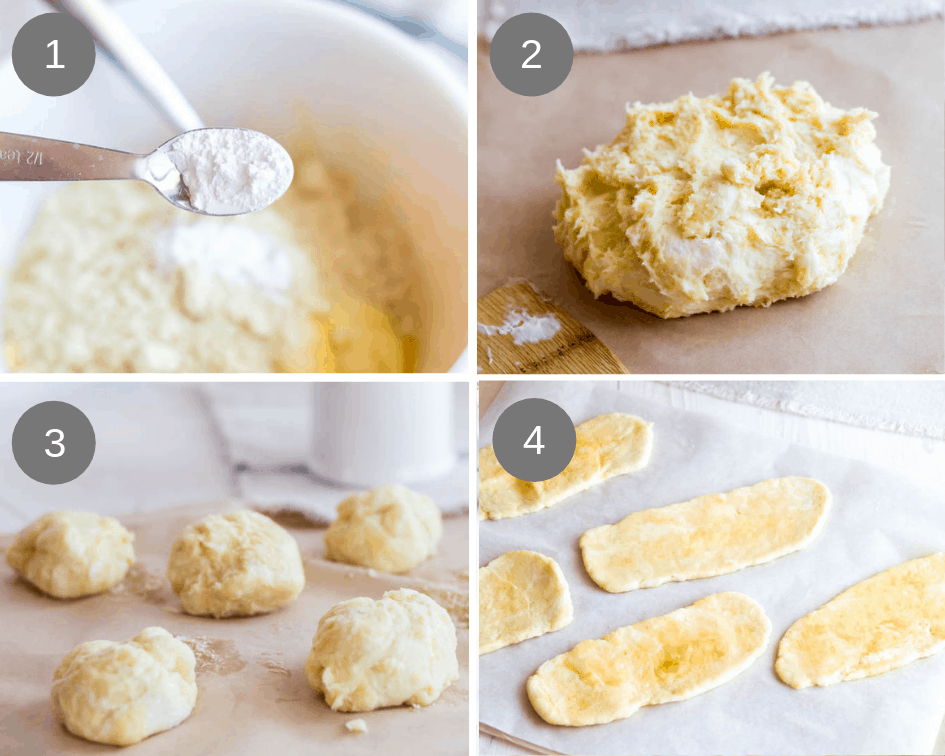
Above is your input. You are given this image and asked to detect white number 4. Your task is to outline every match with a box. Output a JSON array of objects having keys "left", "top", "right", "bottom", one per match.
[
  {"left": 45, "top": 428, "right": 64, "bottom": 458},
  {"left": 524, "top": 425, "right": 545, "bottom": 454},
  {"left": 522, "top": 40, "right": 541, "bottom": 68}
]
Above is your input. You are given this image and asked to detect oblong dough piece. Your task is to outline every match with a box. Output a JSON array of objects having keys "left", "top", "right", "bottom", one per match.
[
  {"left": 581, "top": 477, "right": 831, "bottom": 593},
  {"left": 479, "top": 413, "right": 653, "bottom": 521},
  {"left": 479, "top": 550, "right": 573, "bottom": 655},
  {"left": 776, "top": 552, "right": 945, "bottom": 689},
  {"left": 527, "top": 592, "right": 770, "bottom": 726}
]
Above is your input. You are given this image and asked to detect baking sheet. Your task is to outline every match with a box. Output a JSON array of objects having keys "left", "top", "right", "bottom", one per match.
[
  {"left": 0, "top": 500, "right": 469, "bottom": 755},
  {"left": 478, "top": 382, "right": 945, "bottom": 755},
  {"left": 477, "top": 20, "right": 945, "bottom": 374}
]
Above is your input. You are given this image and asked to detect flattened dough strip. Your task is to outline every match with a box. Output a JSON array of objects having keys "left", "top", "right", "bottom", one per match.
[
  {"left": 581, "top": 476, "right": 831, "bottom": 593},
  {"left": 526, "top": 592, "right": 770, "bottom": 727},
  {"left": 479, "top": 550, "right": 573, "bottom": 655},
  {"left": 776, "top": 552, "right": 945, "bottom": 689},
  {"left": 479, "top": 413, "right": 653, "bottom": 521}
]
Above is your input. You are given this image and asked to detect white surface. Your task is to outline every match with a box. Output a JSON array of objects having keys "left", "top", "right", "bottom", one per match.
[
  {"left": 479, "top": 380, "right": 945, "bottom": 755},
  {"left": 478, "top": 0, "right": 943, "bottom": 50}
]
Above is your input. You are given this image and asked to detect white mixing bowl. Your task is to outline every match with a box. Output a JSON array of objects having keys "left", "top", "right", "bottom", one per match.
[{"left": 0, "top": 0, "right": 468, "bottom": 372}]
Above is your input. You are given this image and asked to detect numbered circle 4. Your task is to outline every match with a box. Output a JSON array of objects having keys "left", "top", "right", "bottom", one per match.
[
  {"left": 492, "top": 398, "right": 576, "bottom": 482},
  {"left": 12, "top": 401, "right": 96, "bottom": 485},
  {"left": 489, "top": 13, "right": 574, "bottom": 97},
  {"left": 12, "top": 13, "right": 96, "bottom": 97}
]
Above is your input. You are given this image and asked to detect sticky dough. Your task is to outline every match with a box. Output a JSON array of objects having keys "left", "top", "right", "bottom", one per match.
[
  {"left": 554, "top": 73, "right": 890, "bottom": 317},
  {"left": 776, "top": 552, "right": 945, "bottom": 689},
  {"left": 479, "top": 412, "right": 653, "bottom": 520},
  {"left": 479, "top": 550, "right": 573, "bottom": 655},
  {"left": 581, "top": 476, "right": 831, "bottom": 593},
  {"left": 527, "top": 592, "right": 770, "bottom": 726}
]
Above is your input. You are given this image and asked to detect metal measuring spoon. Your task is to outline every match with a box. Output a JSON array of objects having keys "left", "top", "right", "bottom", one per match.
[{"left": 0, "top": 129, "right": 293, "bottom": 216}]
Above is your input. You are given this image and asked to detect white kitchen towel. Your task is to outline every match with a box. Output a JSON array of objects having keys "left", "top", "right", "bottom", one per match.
[{"left": 479, "top": 0, "right": 942, "bottom": 51}]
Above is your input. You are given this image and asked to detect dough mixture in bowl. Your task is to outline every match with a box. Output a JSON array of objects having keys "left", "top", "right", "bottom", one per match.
[
  {"left": 3, "top": 144, "right": 419, "bottom": 372},
  {"left": 554, "top": 73, "right": 891, "bottom": 318}
]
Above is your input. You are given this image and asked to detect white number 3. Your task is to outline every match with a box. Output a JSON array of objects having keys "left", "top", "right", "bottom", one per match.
[
  {"left": 522, "top": 40, "right": 541, "bottom": 68},
  {"left": 524, "top": 425, "right": 545, "bottom": 454},
  {"left": 45, "top": 428, "right": 64, "bottom": 458}
]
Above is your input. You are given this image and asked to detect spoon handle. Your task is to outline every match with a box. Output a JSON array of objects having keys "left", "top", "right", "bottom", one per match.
[{"left": 0, "top": 132, "right": 141, "bottom": 182}]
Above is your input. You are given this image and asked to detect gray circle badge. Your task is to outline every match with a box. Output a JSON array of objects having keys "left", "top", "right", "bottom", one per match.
[
  {"left": 12, "top": 14, "right": 96, "bottom": 97},
  {"left": 492, "top": 398, "right": 576, "bottom": 482},
  {"left": 489, "top": 13, "right": 573, "bottom": 97},
  {"left": 12, "top": 401, "right": 96, "bottom": 485}
]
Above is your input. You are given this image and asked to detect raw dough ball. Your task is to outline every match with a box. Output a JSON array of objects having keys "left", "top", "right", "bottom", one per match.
[
  {"left": 166, "top": 510, "right": 304, "bottom": 617},
  {"left": 554, "top": 73, "right": 891, "bottom": 318},
  {"left": 324, "top": 484, "right": 442, "bottom": 573},
  {"left": 51, "top": 626, "right": 197, "bottom": 746},
  {"left": 305, "top": 588, "right": 458, "bottom": 711},
  {"left": 5, "top": 511, "right": 134, "bottom": 598}
]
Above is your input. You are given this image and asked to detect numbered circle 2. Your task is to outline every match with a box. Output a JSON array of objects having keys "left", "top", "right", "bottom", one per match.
[
  {"left": 12, "top": 14, "right": 96, "bottom": 97},
  {"left": 12, "top": 401, "right": 95, "bottom": 485},
  {"left": 490, "top": 13, "right": 573, "bottom": 97},
  {"left": 492, "top": 398, "right": 576, "bottom": 482}
]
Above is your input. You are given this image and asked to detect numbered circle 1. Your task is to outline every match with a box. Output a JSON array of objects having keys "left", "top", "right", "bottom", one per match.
[
  {"left": 12, "top": 401, "right": 95, "bottom": 485},
  {"left": 12, "top": 13, "right": 96, "bottom": 97},
  {"left": 492, "top": 398, "right": 576, "bottom": 482},
  {"left": 489, "top": 13, "right": 573, "bottom": 97}
]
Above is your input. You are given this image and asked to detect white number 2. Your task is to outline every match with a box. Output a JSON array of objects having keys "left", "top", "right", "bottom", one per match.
[
  {"left": 45, "top": 428, "right": 64, "bottom": 458},
  {"left": 47, "top": 39, "right": 64, "bottom": 69},
  {"left": 522, "top": 40, "right": 541, "bottom": 69},
  {"left": 524, "top": 425, "right": 545, "bottom": 454}
]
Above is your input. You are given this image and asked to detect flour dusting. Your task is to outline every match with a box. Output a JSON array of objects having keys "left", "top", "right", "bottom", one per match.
[{"left": 477, "top": 309, "right": 561, "bottom": 345}]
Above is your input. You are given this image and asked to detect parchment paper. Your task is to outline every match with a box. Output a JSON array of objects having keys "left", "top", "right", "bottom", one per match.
[
  {"left": 477, "top": 20, "right": 945, "bottom": 374},
  {"left": 0, "top": 500, "right": 469, "bottom": 755},
  {"left": 478, "top": 382, "right": 945, "bottom": 755}
]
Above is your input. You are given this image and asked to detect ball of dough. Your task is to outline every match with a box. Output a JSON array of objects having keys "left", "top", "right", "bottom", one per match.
[
  {"left": 305, "top": 588, "right": 458, "bottom": 712},
  {"left": 554, "top": 72, "right": 891, "bottom": 318},
  {"left": 51, "top": 626, "right": 197, "bottom": 746},
  {"left": 5, "top": 511, "right": 134, "bottom": 598},
  {"left": 166, "top": 510, "right": 304, "bottom": 617},
  {"left": 324, "top": 484, "right": 442, "bottom": 573}
]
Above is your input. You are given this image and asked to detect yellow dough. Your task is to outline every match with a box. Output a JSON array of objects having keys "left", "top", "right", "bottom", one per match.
[
  {"left": 305, "top": 588, "right": 458, "bottom": 712},
  {"left": 166, "top": 510, "right": 305, "bottom": 617},
  {"left": 479, "top": 550, "right": 573, "bottom": 655},
  {"left": 6, "top": 511, "right": 134, "bottom": 598},
  {"left": 776, "top": 552, "right": 945, "bottom": 689},
  {"left": 527, "top": 592, "right": 770, "bottom": 726},
  {"left": 554, "top": 73, "right": 890, "bottom": 318},
  {"left": 324, "top": 484, "right": 442, "bottom": 573},
  {"left": 581, "top": 477, "right": 831, "bottom": 593},
  {"left": 479, "top": 412, "right": 653, "bottom": 520},
  {"left": 51, "top": 627, "right": 197, "bottom": 746}
]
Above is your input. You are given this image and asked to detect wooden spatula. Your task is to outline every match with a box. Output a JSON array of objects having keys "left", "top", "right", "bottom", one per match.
[{"left": 477, "top": 283, "right": 628, "bottom": 374}]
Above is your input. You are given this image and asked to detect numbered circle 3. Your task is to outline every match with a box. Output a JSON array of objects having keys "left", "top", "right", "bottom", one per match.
[
  {"left": 489, "top": 13, "right": 573, "bottom": 97},
  {"left": 492, "top": 398, "right": 576, "bottom": 482},
  {"left": 12, "top": 401, "right": 96, "bottom": 485},
  {"left": 12, "top": 13, "right": 96, "bottom": 97}
]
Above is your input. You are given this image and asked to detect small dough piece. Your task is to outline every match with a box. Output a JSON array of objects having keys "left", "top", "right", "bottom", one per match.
[
  {"left": 166, "top": 510, "right": 304, "bottom": 617},
  {"left": 479, "top": 550, "right": 573, "bottom": 655},
  {"left": 479, "top": 412, "right": 653, "bottom": 520},
  {"left": 527, "top": 592, "right": 770, "bottom": 726},
  {"left": 581, "top": 476, "right": 831, "bottom": 593},
  {"left": 776, "top": 552, "right": 945, "bottom": 689},
  {"left": 345, "top": 718, "right": 368, "bottom": 734},
  {"left": 306, "top": 588, "right": 458, "bottom": 712},
  {"left": 51, "top": 626, "right": 197, "bottom": 746},
  {"left": 554, "top": 73, "right": 891, "bottom": 318},
  {"left": 324, "top": 484, "right": 442, "bottom": 573},
  {"left": 6, "top": 511, "right": 134, "bottom": 598}
]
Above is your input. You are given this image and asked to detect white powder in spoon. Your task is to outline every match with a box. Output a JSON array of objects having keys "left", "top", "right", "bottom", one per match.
[
  {"left": 477, "top": 309, "right": 562, "bottom": 345},
  {"left": 165, "top": 128, "right": 294, "bottom": 215}
]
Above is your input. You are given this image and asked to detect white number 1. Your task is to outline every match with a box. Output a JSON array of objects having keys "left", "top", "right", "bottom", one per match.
[
  {"left": 524, "top": 426, "right": 544, "bottom": 454},
  {"left": 522, "top": 40, "right": 541, "bottom": 68},
  {"left": 45, "top": 429, "right": 64, "bottom": 458},
  {"left": 47, "top": 39, "right": 64, "bottom": 69}
]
